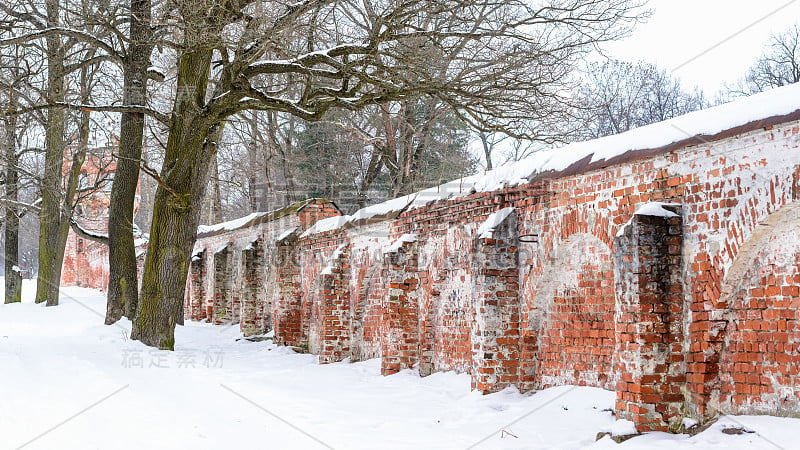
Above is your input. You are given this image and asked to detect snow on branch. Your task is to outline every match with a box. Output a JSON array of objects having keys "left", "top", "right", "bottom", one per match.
[{"left": 69, "top": 220, "right": 109, "bottom": 245}]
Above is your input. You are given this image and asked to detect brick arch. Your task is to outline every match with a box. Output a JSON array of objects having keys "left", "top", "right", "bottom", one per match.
[
  {"left": 719, "top": 174, "right": 797, "bottom": 274},
  {"left": 536, "top": 207, "right": 616, "bottom": 259},
  {"left": 418, "top": 225, "right": 475, "bottom": 373},
  {"left": 712, "top": 200, "right": 800, "bottom": 416},
  {"left": 522, "top": 204, "right": 615, "bottom": 287},
  {"left": 349, "top": 246, "right": 385, "bottom": 361},
  {"left": 685, "top": 174, "right": 798, "bottom": 417},
  {"left": 526, "top": 232, "right": 616, "bottom": 390}
]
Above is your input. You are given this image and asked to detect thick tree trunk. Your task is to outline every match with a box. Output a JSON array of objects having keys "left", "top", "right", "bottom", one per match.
[
  {"left": 132, "top": 49, "right": 216, "bottom": 349},
  {"left": 106, "top": 0, "right": 153, "bottom": 324},
  {"left": 4, "top": 116, "right": 22, "bottom": 304},
  {"left": 34, "top": 0, "right": 67, "bottom": 306}
]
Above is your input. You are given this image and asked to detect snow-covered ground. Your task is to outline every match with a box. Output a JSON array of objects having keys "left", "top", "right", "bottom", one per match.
[{"left": 1, "top": 280, "right": 797, "bottom": 449}]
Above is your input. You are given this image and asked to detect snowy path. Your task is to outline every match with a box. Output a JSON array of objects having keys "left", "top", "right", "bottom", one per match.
[{"left": 0, "top": 281, "right": 797, "bottom": 449}]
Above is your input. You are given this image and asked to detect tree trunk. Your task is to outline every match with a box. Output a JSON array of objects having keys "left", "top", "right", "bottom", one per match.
[
  {"left": 480, "top": 133, "right": 493, "bottom": 171},
  {"left": 208, "top": 158, "right": 223, "bottom": 223},
  {"left": 4, "top": 115, "right": 22, "bottom": 304},
  {"left": 106, "top": 0, "right": 153, "bottom": 324},
  {"left": 132, "top": 49, "right": 216, "bottom": 349},
  {"left": 247, "top": 112, "right": 259, "bottom": 213},
  {"left": 35, "top": 0, "right": 67, "bottom": 306}
]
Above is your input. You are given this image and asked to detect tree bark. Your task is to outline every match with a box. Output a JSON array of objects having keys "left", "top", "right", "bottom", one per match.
[
  {"left": 4, "top": 115, "right": 22, "bottom": 304},
  {"left": 208, "top": 158, "right": 223, "bottom": 224},
  {"left": 34, "top": 0, "right": 67, "bottom": 306},
  {"left": 247, "top": 111, "right": 259, "bottom": 213},
  {"left": 132, "top": 49, "right": 217, "bottom": 349},
  {"left": 106, "top": 0, "right": 153, "bottom": 324}
]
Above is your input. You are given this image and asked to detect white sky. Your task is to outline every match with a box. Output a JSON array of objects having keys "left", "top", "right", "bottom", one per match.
[{"left": 603, "top": 0, "right": 800, "bottom": 95}]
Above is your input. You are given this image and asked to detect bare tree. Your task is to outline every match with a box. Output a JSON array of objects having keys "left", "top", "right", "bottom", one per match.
[
  {"left": 1, "top": 0, "right": 646, "bottom": 347},
  {"left": 0, "top": 0, "right": 126, "bottom": 305},
  {"left": 727, "top": 23, "right": 800, "bottom": 97},
  {"left": 0, "top": 30, "right": 46, "bottom": 301},
  {"left": 1, "top": 55, "right": 27, "bottom": 303},
  {"left": 124, "top": 0, "right": 645, "bottom": 349},
  {"left": 332, "top": 98, "right": 474, "bottom": 200},
  {"left": 570, "top": 59, "right": 705, "bottom": 141}
]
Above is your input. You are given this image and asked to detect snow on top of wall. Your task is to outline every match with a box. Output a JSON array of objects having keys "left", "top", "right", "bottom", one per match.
[
  {"left": 197, "top": 198, "right": 330, "bottom": 238},
  {"left": 384, "top": 233, "right": 418, "bottom": 254},
  {"left": 277, "top": 226, "right": 299, "bottom": 242},
  {"left": 300, "top": 215, "right": 351, "bottom": 238},
  {"left": 634, "top": 202, "right": 681, "bottom": 218},
  {"left": 198, "top": 212, "right": 263, "bottom": 235},
  {"left": 302, "top": 83, "right": 800, "bottom": 237},
  {"left": 233, "top": 233, "right": 261, "bottom": 251},
  {"left": 212, "top": 242, "right": 230, "bottom": 255},
  {"left": 321, "top": 243, "right": 348, "bottom": 275},
  {"left": 477, "top": 207, "right": 516, "bottom": 239},
  {"left": 615, "top": 202, "right": 682, "bottom": 237}
]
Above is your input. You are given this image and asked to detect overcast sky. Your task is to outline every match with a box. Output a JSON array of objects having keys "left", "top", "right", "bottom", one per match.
[{"left": 603, "top": 0, "right": 800, "bottom": 95}]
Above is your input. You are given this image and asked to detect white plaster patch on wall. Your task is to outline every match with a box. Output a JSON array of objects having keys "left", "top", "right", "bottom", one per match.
[{"left": 527, "top": 233, "right": 612, "bottom": 333}]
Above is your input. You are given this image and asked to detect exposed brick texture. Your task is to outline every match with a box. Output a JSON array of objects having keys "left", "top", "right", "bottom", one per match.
[
  {"left": 471, "top": 210, "right": 521, "bottom": 392},
  {"left": 382, "top": 237, "right": 420, "bottom": 375},
  {"left": 273, "top": 232, "right": 303, "bottom": 347},
  {"left": 614, "top": 206, "right": 685, "bottom": 432},
  {"left": 74, "top": 117, "right": 800, "bottom": 433}
]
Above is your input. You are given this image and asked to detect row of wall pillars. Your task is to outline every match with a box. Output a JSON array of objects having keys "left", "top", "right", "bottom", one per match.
[{"left": 257, "top": 204, "right": 690, "bottom": 434}]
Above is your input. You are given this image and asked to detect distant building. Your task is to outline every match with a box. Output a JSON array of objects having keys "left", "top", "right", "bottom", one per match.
[{"left": 60, "top": 138, "right": 148, "bottom": 290}]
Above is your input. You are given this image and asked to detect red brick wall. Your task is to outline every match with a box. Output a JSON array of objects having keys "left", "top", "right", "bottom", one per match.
[
  {"left": 349, "top": 240, "right": 387, "bottom": 361},
  {"left": 84, "top": 119, "right": 800, "bottom": 433},
  {"left": 716, "top": 202, "right": 800, "bottom": 416},
  {"left": 536, "top": 262, "right": 615, "bottom": 390},
  {"left": 279, "top": 120, "right": 800, "bottom": 432}
]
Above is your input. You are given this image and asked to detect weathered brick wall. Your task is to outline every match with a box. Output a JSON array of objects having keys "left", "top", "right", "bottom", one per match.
[
  {"left": 715, "top": 201, "right": 800, "bottom": 417},
  {"left": 382, "top": 236, "right": 420, "bottom": 375},
  {"left": 81, "top": 106, "right": 800, "bottom": 434},
  {"left": 614, "top": 205, "right": 685, "bottom": 432},
  {"left": 348, "top": 224, "right": 390, "bottom": 361},
  {"left": 471, "top": 209, "right": 521, "bottom": 392},
  {"left": 187, "top": 199, "right": 342, "bottom": 337},
  {"left": 278, "top": 118, "right": 800, "bottom": 433},
  {"left": 531, "top": 236, "right": 616, "bottom": 392}
]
